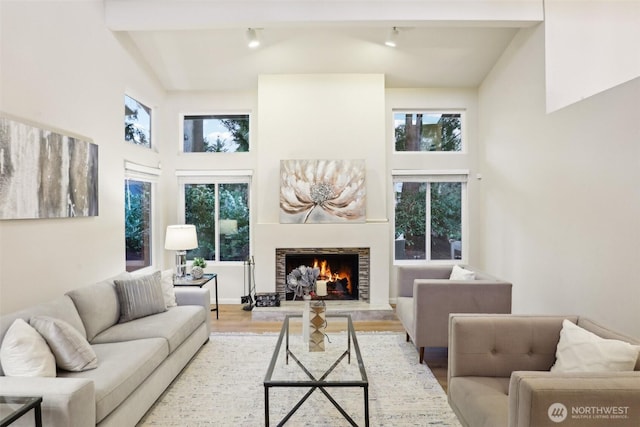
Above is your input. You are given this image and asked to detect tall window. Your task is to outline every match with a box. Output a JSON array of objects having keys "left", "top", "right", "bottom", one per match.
[
  {"left": 394, "top": 111, "right": 462, "bottom": 152},
  {"left": 183, "top": 114, "right": 250, "bottom": 152},
  {"left": 125, "top": 95, "right": 152, "bottom": 148},
  {"left": 125, "top": 179, "right": 152, "bottom": 271},
  {"left": 394, "top": 175, "right": 466, "bottom": 261},
  {"left": 180, "top": 177, "right": 250, "bottom": 262}
]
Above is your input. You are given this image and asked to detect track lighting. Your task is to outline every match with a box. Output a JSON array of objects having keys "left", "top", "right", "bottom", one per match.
[
  {"left": 385, "top": 27, "right": 399, "bottom": 48},
  {"left": 246, "top": 28, "right": 260, "bottom": 49}
]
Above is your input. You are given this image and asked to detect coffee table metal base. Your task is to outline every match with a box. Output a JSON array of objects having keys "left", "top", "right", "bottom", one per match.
[{"left": 263, "top": 314, "right": 369, "bottom": 427}]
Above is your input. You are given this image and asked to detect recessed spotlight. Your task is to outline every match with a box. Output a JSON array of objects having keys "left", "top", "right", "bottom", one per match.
[
  {"left": 247, "top": 28, "right": 260, "bottom": 49},
  {"left": 385, "top": 27, "right": 399, "bottom": 48}
]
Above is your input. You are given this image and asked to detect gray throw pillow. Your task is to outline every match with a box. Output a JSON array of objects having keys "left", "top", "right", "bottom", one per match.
[
  {"left": 114, "top": 270, "right": 166, "bottom": 323},
  {"left": 29, "top": 316, "right": 98, "bottom": 372}
]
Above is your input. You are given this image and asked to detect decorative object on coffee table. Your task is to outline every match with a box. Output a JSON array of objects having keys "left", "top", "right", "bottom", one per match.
[
  {"left": 191, "top": 257, "right": 206, "bottom": 279},
  {"left": 309, "top": 300, "right": 326, "bottom": 352}
]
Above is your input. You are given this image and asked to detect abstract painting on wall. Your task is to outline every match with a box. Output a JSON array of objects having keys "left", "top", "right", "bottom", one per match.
[
  {"left": 280, "top": 159, "right": 365, "bottom": 224},
  {"left": 0, "top": 114, "right": 98, "bottom": 220}
]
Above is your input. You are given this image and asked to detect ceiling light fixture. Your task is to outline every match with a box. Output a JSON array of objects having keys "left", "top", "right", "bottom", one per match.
[
  {"left": 246, "top": 28, "right": 260, "bottom": 49},
  {"left": 385, "top": 27, "right": 399, "bottom": 48}
]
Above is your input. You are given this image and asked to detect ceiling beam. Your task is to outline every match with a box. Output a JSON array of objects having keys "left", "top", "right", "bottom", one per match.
[{"left": 105, "top": 0, "right": 543, "bottom": 31}]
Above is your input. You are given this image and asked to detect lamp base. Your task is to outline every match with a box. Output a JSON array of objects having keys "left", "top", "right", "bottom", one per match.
[{"left": 175, "top": 250, "right": 187, "bottom": 278}]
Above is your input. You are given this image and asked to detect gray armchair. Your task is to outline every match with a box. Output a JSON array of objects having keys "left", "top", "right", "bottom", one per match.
[{"left": 395, "top": 265, "right": 512, "bottom": 363}]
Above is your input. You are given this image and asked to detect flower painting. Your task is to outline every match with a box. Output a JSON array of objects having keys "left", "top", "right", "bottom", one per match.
[{"left": 280, "top": 159, "right": 366, "bottom": 224}]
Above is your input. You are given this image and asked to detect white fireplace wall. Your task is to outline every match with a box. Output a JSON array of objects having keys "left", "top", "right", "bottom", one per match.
[{"left": 254, "top": 74, "right": 390, "bottom": 305}]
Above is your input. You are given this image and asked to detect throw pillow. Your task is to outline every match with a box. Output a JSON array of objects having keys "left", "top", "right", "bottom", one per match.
[
  {"left": 0, "top": 318, "right": 56, "bottom": 377},
  {"left": 551, "top": 319, "right": 640, "bottom": 373},
  {"left": 161, "top": 269, "right": 177, "bottom": 307},
  {"left": 114, "top": 270, "right": 166, "bottom": 323},
  {"left": 449, "top": 265, "right": 476, "bottom": 280},
  {"left": 29, "top": 316, "right": 98, "bottom": 372}
]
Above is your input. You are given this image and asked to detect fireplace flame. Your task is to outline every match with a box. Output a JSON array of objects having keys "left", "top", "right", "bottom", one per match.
[{"left": 312, "top": 258, "right": 352, "bottom": 294}]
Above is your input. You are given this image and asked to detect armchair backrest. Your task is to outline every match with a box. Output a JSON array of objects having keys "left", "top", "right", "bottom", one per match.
[{"left": 396, "top": 265, "right": 453, "bottom": 297}]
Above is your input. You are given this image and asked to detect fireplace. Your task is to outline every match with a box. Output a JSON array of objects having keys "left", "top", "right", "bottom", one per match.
[{"left": 276, "top": 248, "right": 370, "bottom": 302}]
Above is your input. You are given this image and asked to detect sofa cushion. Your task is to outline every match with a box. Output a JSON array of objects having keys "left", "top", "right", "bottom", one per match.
[
  {"left": 30, "top": 316, "right": 97, "bottom": 372},
  {"left": 58, "top": 337, "right": 168, "bottom": 423},
  {"left": 450, "top": 265, "right": 475, "bottom": 280},
  {"left": 114, "top": 271, "right": 166, "bottom": 323},
  {"left": 448, "top": 376, "right": 509, "bottom": 427},
  {"left": 0, "top": 318, "right": 56, "bottom": 377},
  {"left": 91, "top": 305, "right": 206, "bottom": 354},
  {"left": 551, "top": 319, "right": 640, "bottom": 373},
  {"left": 66, "top": 272, "right": 131, "bottom": 341},
  {"left": 161, "top": 269, "right": 177, "bottom": 307}
]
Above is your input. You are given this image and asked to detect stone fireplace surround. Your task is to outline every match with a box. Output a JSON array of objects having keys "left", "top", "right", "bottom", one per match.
[{"left": 276, "top": 247, "right": 370, "bottom": 302}]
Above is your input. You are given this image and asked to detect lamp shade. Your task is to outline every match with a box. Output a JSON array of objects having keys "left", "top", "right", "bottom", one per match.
[{"left": 164, "top": 225, "right": 198, "bottom": 250}]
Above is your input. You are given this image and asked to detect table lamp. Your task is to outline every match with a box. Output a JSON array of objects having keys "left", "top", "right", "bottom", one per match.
[{"left": 165, "top": 225, "right": 198, "bottom": 278}]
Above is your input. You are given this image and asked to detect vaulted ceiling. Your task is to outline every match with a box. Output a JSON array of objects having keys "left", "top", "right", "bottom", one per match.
[{"left": 105, "top": 0, "right": 543, "bottom": 91}]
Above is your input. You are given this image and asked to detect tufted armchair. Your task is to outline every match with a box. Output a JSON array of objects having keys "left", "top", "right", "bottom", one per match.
[{"left": 395, "top": 265, "right": 512, "bottom": 363}]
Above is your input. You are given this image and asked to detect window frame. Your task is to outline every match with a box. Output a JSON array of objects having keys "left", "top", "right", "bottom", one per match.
[
  {"left": 124, "top": 161, "right": 160, "bottom": 273},
  {"left": 392, "top": 170, "right": 468, "bottom": 265},
  {"left": 392, "top": 109, "right": 466, "bottom": 153},
  {"left": 179, "top": 112, "right": 252, "bottom": 154},
  {"left": 177, "top": 170, "right": 252, "bottom": 264}
]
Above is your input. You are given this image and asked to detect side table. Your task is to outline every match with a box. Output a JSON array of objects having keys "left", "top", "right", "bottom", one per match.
[
  {"left": 173, "top": 273, "right": 219, "bottom": 319},
  {"left": 0, "top": 396, "right": 42, "bottom": 427}
]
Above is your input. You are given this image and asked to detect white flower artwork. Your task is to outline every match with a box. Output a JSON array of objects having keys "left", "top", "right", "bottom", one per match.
[{"left": 280, "top": 159, "right": 366, "bottom": 224}]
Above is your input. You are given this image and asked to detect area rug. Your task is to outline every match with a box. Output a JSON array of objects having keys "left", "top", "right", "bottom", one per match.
[{"left": 138, "top": 332, "right": 461, "bottom": 426}]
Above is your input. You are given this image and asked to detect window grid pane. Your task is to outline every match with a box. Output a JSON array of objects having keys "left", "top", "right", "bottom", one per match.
[
  {"left": 125, "top": 180, "right": 152, "bottom": 271},
  {"left": 183, "top": 115, "right": 249, "bottom": 153},
  {"left": 125, "top": 95, "right": 151, "bottom": 148},
  {"left": 219, "top": 183, "right": 250, "bottom": 261},
  {"left": 394, "top": 112, "right": 461, "bottom": 152},
  {"left": 185, "top": 184, "right": 217, "bottom": 261}
]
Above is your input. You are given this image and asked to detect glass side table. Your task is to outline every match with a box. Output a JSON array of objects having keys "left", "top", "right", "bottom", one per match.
[{"left": 0, "top": 396, "right": 43, "bottom": 427}]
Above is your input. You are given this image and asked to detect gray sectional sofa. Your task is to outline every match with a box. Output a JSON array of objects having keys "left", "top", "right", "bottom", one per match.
[
  {"left": 0, "top": 271, "right": 211, "bottom": 426},
  {"left": 448, "top": 314, "right": 640, "bottom": 427}
]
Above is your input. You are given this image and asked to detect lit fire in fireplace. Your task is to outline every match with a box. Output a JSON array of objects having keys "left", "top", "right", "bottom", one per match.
[{"left": 312, "top": 258, "right": 352, "bottom": 294}]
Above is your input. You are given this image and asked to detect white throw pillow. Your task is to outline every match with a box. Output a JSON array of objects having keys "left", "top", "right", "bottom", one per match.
[
  {"left": 0, "top": 318, "right": 56, "bottom": 377},
  {"left": 449, "top": 265, "right": 476, "bottom": 280},
  {"left": 30, "top": 316, "right": 98, "bottom": 372},
  {"left": 551, "top": 319, "right": 640, "bottom": 373},
  {"left": 161, "top": 269, "right": 177, "bottom": 307}
]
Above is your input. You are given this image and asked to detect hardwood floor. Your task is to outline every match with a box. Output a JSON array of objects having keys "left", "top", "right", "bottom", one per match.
[{"left": 209, "top": 304, "right": 448, "bottom": 391}]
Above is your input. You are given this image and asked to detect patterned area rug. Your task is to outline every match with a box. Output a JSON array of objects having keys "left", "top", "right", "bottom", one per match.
[{"left": 138, "top": 332, "right": 461, "bottom": 426}]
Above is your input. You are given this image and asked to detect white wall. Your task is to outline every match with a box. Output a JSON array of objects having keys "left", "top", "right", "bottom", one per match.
[
  {"left": 478, "top": 24, "right": 640, "bottom": 336},
  {"left": 0, "top": 1, "right": 165, "bottom": 313},
  {"left": 544, "top": 0, "right": 640, "bottom": 112}
]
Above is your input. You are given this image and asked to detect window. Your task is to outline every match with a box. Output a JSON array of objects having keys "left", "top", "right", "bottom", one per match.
[
  {"left": 125, "top": 95, "right": 152, "bottom": 148},
  {"left": 393, "top": 174, "right": 467, "bottom": 261},
  {"left": 183, "top": 114, "right": 249, "bottom": 152},
  {"left": 393, "top": 111, "right": 462, "bottom": 152},
  {"left": 180, "top": 176, "right": 251, "bottom": 262},
  {"left": 124, "top": 162, "right": 159, "bottom": 272},
  {"left": 125, "top": 179, "right": 152, "bottom": 271}
]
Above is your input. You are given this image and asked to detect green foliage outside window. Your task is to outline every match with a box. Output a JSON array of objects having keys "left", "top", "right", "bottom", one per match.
[
  {"left": 394, "top": 113, "right": 461, "bottom": 152},
  {"left": 125, "top": 180, "right": 151, "bottom": 270},
  {"left": 185, "top": 182, "right": 250, "bottom": 262}
]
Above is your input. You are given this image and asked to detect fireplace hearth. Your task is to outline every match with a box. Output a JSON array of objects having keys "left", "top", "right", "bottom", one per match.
[{"left": 276, "top": 248, "right": 370, "bottom": 302}]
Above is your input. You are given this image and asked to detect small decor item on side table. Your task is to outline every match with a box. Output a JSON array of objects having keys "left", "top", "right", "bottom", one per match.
[{"left": 191, "top": 257, "right": 207, "bottom": 279}]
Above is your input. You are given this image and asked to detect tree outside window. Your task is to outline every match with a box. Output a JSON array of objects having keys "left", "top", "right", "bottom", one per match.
[
  {"left": 183, "top": 115, "right": 249, "bottom": 153},
  {"left": 394, "top": 180, "right": 463, "bottom": 261},
  {"left": 184, "top": 181, "right": 250, "bottom": 262},
  {"left": 125, "top": 180, "right": 152, "bottom": 271},
  {"left": 394, "top": 112, "right": 462, "bottom": 152},
  {"left": 125, "top": 95, "right": 151, "bottom": 148}
]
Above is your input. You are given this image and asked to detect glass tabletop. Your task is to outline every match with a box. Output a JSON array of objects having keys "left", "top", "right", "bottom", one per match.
[{"left": 0, "top": 396, "right": 42, "bottom": 427}]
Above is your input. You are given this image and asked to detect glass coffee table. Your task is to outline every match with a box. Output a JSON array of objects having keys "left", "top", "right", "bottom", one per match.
[
  {"left": 0, "top": 396, "right": 42, "bottom": 427},
  {"left": 264, "top": 314, "right": 369, "bottom": 426}
]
